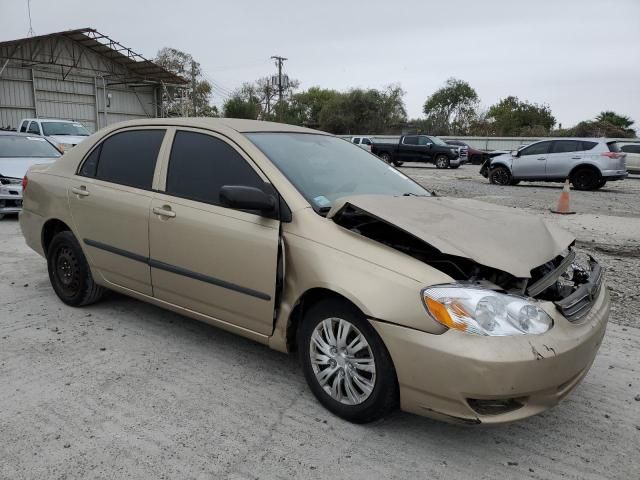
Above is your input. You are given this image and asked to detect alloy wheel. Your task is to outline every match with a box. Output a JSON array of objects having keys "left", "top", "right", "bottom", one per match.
[{"left": 309, "top": 317, "right": 376, "bottom": 405}]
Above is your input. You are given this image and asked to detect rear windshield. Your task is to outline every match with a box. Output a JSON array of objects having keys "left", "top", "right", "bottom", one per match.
[
  {"left": 41, "top": 122, "right": 90, "bottom": 137},
  {"left": 607, "top": 142, "right": 621, "bottom": 153},
  {"left": 0, "top": 135, "right": 61, "bottom": 158}
]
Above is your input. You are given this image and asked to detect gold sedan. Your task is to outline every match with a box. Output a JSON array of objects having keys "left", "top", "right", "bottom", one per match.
[{"left": 20, "top": 119, "right": 609, "bottom": 424}]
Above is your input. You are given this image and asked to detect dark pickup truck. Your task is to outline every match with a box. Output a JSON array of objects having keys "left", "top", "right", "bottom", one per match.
[{"left": 371, "top": 135, "right": 462, "bottom": 168}]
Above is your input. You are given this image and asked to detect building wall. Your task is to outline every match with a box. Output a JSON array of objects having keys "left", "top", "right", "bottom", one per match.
[{"left": 0, "top": 36, "right": 158, "bottom": 132}]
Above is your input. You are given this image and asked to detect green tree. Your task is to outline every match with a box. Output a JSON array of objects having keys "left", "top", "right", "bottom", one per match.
[
  {"left": 155, "top": 47, "right": 217, "bottom": 117},
  {"left": 487, "top": 96, "right": 555, "bottom": 136},
  {"left": 422, "top": 78, "right": 479, "bottom": 135},
  {"left": 595, "top": 111, "right": 635, "bottom": 135},
  {"left": 222, "top": 95, "right": 260, "bottom": 119}
]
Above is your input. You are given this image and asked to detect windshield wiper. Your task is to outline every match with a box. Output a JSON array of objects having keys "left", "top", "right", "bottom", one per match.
[{"left": 401, "top": 192, "right": 429, "bottom": 197}]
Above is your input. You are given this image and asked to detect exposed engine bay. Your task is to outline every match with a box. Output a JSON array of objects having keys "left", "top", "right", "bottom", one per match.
[{"left": 332, "top": 203, "right": 602, "bottom": 320}]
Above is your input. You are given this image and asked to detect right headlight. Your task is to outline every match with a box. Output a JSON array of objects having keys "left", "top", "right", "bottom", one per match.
[{"left": 422, "top": 285, "right": 553, "bottom": 336}]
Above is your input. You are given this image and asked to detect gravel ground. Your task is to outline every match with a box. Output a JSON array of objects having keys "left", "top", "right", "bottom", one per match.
[{"left": 1, "top": 168, "right": 639, "bottom": 479}]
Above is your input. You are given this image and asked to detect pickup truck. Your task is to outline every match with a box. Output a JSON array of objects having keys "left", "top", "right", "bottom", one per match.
[
  {"left": 18, "top": 118, "right": 90, "bottom": 151},
  {"left": 371, "top": 135, "right": 461, "bottom": 168}
]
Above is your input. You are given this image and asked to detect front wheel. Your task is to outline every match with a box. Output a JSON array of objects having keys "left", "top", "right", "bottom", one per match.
[
  {"left": 489, "top": 166, "right": 512, "bottom": 185},
  {"left": 298, "top": 299, "right": 398, "bottom": 423},
  {"left": 47, "top": 231, "right": 105, "bottom": 306},
  {"left": 434, "top": 155, "right": 450, "bottom": 169}
]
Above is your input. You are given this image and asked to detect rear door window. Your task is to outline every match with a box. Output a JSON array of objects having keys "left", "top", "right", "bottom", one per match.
[
  {"left": 520, "top": 141, "right": 551, "bottom": 156},
  {"left": 80, "top": 129, "right": 165, "bottom": 189},
  {"left": 166, "top": 130, "right": 265, "bottom": 207},
  {"left": 551, "top": 140, "right": 580, "bottom": 153},
  {"left": 403, "top": 136, "right": 418, "bottom": 145},
  {"left": 580, "top": 141, "right": 598, "bottom": 151},
  {"left": 27, "top": 122, "right": 41, "bottom": 135}
]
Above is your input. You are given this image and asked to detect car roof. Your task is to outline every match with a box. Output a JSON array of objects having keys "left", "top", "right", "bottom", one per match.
[
  {"left": 19, "top": 118, "right": 80, "bottom": 123},
  {"left": 100, "top": 117, "right": 327, "bottom": 135},
  {"left": 0, "top": 131, "right": 38, "bottom": 136}
]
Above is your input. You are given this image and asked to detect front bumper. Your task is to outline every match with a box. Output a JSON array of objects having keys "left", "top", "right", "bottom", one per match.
[{"left": 370, "top": 283, "right": 609, "bottom": 424}]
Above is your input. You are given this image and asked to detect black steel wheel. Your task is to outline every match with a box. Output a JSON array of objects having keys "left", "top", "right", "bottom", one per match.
[
  {"left": 571, "top": 168, "right": 600, "bottom": 191},
  {"left": 47, "top": 231, "right": 105, "bottom": 306},
  {"left": 489, "top": 166, "right": 512, "bottom": 185}
]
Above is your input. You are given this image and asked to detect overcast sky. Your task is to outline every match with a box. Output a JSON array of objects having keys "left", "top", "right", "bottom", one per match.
[{"left": 2, "top": 0, "right": 639, "bottom": 127}]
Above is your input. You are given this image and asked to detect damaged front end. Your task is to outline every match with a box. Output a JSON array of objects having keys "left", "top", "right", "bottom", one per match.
[{"left": 330, "top": 198, "right": 603, "bottom": 323}]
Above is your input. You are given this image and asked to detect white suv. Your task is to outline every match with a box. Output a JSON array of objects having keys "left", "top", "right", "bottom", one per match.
[
  {"left": 620, "top": 143, "right": 640, "bottom": 174},
  {"left": 483, "top": 138, "right": 628, "bottom": 190}
]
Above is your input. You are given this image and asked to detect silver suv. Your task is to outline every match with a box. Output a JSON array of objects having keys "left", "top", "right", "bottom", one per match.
[{"left": 482, "top": 138, "right": 628, "bottom": 190}]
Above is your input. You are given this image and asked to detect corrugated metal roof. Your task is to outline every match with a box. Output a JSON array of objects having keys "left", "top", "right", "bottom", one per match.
[{"left": 0, "top": 28, "right": 188, "bottom": 85}]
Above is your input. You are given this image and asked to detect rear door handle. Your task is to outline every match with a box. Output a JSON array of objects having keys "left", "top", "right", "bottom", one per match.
[
  {"left": 571, "top": 156, "right": 582, "bottom": 159},
  {"left": 153, "top": 206, "right": 176, "bottom": 218},
  {"left": 71, "top": 186, "right": 89, "bottom": 197},
  {"left": 537, "top": 157, "right": 546, "bottom": 161}
]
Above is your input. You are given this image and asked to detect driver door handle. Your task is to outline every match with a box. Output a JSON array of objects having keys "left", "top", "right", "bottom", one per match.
[
  {"left": 71, "top": 186, "right": 89, "bottom": 197},
  {"left": 537, "top": 157, "right": 546, "bottom": 161},
  {"left": 153, "top": 206, "right": 176, "bottom": 218}
]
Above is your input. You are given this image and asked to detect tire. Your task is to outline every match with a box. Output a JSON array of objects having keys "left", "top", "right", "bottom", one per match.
[
  {"left": 0, "top": 214, "right": 4, "bottom": 220},
  {"left": 434, "top": 155, "right": 450, "bottom": 169},
  {"left": 489, "top": 165, "right": 512, "bottom": 185},
  {"left": 510, "top": 179, "right": 521, "bottom": 185},
  {"left": 46, "top": 231, "right": 105, "bottom": 307},
  {"left": 298, "top": 298, "right": 399, "bottom": 423},
  {"left": 450, "top": 165, "right": 460, "bottom": 169},
  {"left": 594, "top": 179, "right": 607, "bottom": 190},
  {"left": 571, "top": 168, "right": 600, "bottom": 191},
  {"left": 392, "top": 160, "right": 404, "bottom": 167},
  {"left": 379, "top": 152, "right": 392, "bottom": 164}
]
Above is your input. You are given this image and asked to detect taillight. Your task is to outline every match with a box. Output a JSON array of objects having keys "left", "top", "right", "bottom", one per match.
[
  {"left": 601, "top": 152, "right": 620, "bottom": 159},
  {"left": 22, "top": 175, "right": 28, "bottom": 191}
]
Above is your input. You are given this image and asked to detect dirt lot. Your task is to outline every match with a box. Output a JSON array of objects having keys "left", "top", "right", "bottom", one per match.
[{"left": 1, "top": 167, "right": 639, "bottom": 479}]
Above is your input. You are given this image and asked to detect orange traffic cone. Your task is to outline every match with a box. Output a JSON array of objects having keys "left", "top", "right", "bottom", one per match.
[{"left": 550, "top": 180, "right": 575, "bottom": 214}]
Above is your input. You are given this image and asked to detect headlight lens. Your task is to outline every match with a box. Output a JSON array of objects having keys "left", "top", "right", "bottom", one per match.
[{"left": 422, "top": 285, "right": 553, "bottom": 336}]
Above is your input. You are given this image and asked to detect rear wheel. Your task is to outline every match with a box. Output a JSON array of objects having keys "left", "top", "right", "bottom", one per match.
[
  {"left": 298, "top": 298, "right": 398, "bottom": 423},
  {"left": 571, "top": 168, "right": 600, "bottom": 191},
  {"left": 379, "top": 152, "right": 392, "bottom": 164},
  {"left": 47, "top": 231, "right": 105, "bottom": 306},
  {"left": 489, "top": 166, "right": 512, "bottom": 185},
  {"left": 392, "top": 160, "right": 404, "bottom": 167},
  {"left": 594, "top": 179, "right": 607, "bottom": 190},
  {"left": 434, "top": 155, "right": 450, "bottom": 169}
]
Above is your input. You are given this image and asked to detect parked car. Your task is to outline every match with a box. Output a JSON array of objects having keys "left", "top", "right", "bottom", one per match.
[
  {"left": 18, "top": 118, "right": 90, "bottom": 151},
  {"left": 620, "top": 143, "right": 640, "bottom": 174},
  {"left": 371, "top": 135, "right": 461, "bottom": 168},
  {"left": 481, "top": 138, "right": 628, "bottom": 190},
  {"left": 350, "top": 136, "right": 373, "bottom": 153},
  {"left": 445, "top": 139, "right": 502, "bottom": 165},
  {"left": 20, "top": 118, "right": 609, "bottom": 425},
  {"left": 0, "top": 131, "right": 61, "bottom": 219}
]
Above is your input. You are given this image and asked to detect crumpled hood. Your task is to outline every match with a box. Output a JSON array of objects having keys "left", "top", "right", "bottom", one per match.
[
  {"left": 47, "top": 135, "right": 87, "bottom": 146},
  {"left": 328, "top": 195, "right": 575, "bottom": 278},
  {"left": 0, "top": 157, "right": 57, "bottom": 179}
]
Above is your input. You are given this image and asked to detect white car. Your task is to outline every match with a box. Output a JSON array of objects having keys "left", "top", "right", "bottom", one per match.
[
  {"left": 0, "top": 131, "right": 61, "bottom": 218},
  {"left": 620, "top": 143, "right": 640, "bottom": 174},
  {"left": 18, "top": 118, "right": 91, "bottom": 151},
  {"left": 350, "top": 136, "right": 373, "bottom": 153}
]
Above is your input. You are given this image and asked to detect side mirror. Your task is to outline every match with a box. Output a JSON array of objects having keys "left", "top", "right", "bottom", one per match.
[
  {"left": 511, "top": 150, "right": 520, "bottom": 157},
  {"left": 220, "top": 185, "right": 276, "bottom": 213},
  {"left": 426, "top": 143, "right": 433, "bottom": 149}
]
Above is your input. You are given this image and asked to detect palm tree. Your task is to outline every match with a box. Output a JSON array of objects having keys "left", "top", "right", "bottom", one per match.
[{"left": 596, "top": 111, "right": 635, "bottom": 130}]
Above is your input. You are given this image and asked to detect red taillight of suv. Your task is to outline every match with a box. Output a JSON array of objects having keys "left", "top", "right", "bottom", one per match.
[
  {"left": 601, "top": 152, "right": 621, "bottom": 159},
  {"left": 22, "top": 175, "right": 28, "bottom": 191}
]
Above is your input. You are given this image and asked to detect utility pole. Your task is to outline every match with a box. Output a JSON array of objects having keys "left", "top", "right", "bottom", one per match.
[
  {"left": 190, "top": 60, "right": 197, "bottom": 117},
  {"left": 270, "top": 55, "right": 287, "bottom": 119}
]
